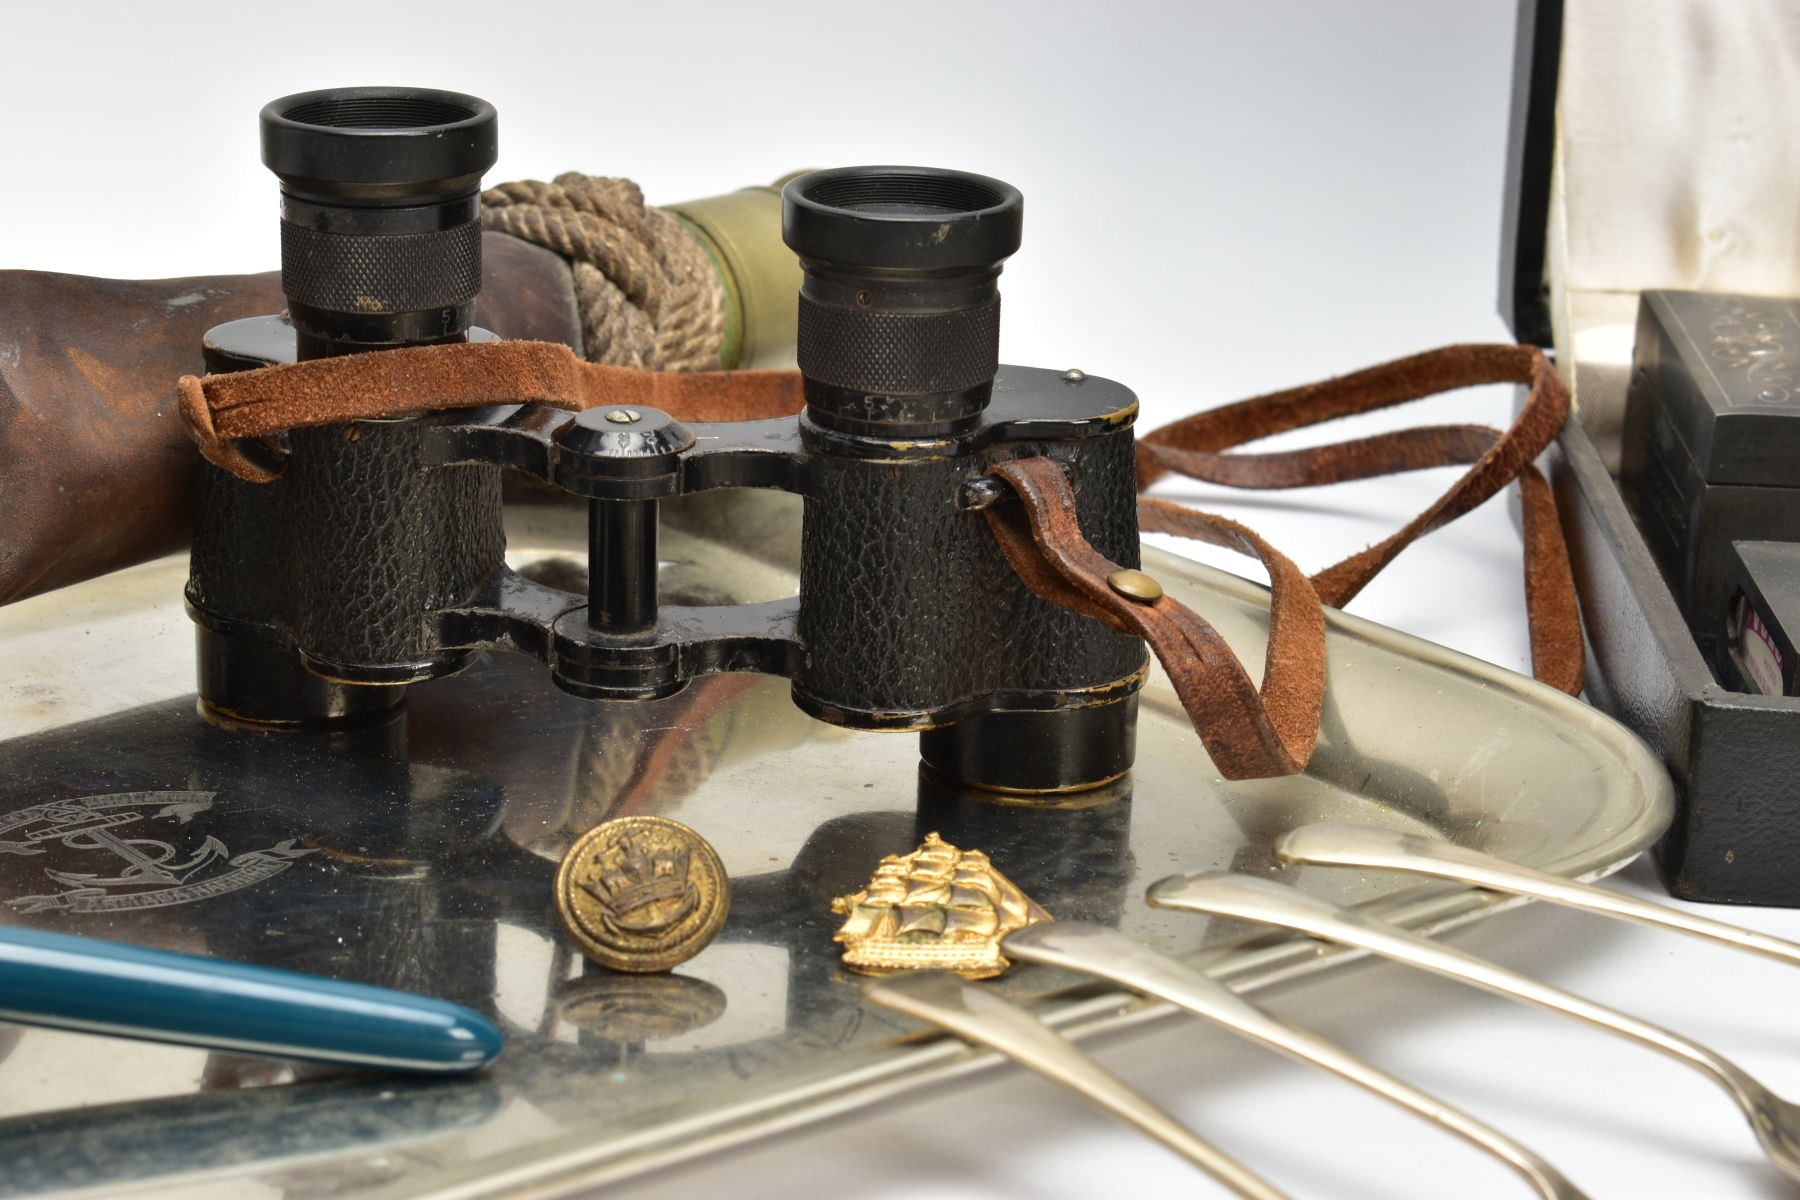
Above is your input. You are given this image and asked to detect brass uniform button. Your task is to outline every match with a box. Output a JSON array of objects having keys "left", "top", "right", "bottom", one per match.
[
  {"left": 1106, "top": 568, "right": 1163, "bottom": 603},
  {"left": 556, "top": 815, "right": 730, "bottom": 974}
]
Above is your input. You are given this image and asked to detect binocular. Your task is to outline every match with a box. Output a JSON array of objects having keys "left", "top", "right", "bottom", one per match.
[{"left": 186, "top": 86, "right": 1148, "bottom": 794}]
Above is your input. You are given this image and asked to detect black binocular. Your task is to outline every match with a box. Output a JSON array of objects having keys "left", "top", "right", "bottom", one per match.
[{"left": 187, "top": 86, "right": 1148, "bottom": 794}]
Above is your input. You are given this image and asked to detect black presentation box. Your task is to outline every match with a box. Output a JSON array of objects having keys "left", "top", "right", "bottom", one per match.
[
  {"left": 1620, "top": 291, "right": 1800, "bottom": 658},
  {"left": 1501, "top": 0, "right": 1800, "bottom": 905}
]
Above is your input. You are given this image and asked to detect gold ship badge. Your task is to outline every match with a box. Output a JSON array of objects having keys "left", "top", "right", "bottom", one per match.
[{"left": 830, "top": 832, "right": 1052, "bottom": 980}]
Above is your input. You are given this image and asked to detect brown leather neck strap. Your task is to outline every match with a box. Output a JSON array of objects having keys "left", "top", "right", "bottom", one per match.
[
  {"left": 180, "top": 340, "right": 804, "bottom": 483},
  {"left": 985, "top": 457, "right": 1324, "bottom": 780},
  {"left": 1133, "top": 343, "right": 1582, "bottom": 695},
  {"left": 176, "top": 337, "right": 1579, "bottom": 780}
]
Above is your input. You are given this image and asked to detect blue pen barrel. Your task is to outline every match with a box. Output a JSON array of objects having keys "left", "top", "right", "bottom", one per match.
[{"left": 0, "top": 927, "right": 501, "bottom": 1072}]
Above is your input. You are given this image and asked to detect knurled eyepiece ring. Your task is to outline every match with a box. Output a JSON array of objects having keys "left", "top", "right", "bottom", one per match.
[
  {"left": 782, "top": 166, "right": 1022, "bottom": 273},
  {"left": 261, "top": 87, "right": 498, "bottom": 206}
]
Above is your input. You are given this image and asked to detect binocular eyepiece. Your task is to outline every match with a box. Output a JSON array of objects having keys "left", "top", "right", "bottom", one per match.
[
  {"left": 782, "top": 166, "right": 1023, "bottom": 438},
  {"left": 260, "top": 87, "right": 498, "bottom": 359}
]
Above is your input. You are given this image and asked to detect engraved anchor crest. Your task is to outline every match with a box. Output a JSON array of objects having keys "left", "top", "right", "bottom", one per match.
[
  {"left": 42, "top": 829, "right": 229, "bottom": 890},
  {"left": 2, "top": 792, "right": 313, "bottom": 914}
]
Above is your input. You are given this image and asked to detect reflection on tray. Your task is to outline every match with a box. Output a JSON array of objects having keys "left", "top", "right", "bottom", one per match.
[
  {"left": 0, "top": 513, "right": 1669, "bottom": 1197},
  {"left": 0, "top": 647, "right": 1145, "bottom": 1195}
]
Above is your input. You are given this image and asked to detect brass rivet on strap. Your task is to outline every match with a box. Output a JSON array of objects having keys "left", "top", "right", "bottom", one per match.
[
  {"left": 605, "top": 409, "right": 642, "bottom": 425},
  {"left": 1107, "top": 568, "right": 1163, "bottom": 603},
  {"left": 1061, "top": 368, "right": 1086, "bottom": 382}
]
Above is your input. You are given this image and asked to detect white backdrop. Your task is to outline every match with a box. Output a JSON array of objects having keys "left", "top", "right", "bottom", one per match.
[{"left": 4, "top": 3, "right": 1798, "bottom": 1197}]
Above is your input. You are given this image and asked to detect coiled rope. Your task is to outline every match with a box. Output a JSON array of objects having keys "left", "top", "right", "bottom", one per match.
[{"left": 481, "top": 173, "right": 726, "bottom": 371}]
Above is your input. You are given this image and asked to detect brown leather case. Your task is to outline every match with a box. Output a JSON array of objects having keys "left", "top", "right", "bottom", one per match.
[{"left": 0, "top": 233, "right": 578, "bottom": 607}]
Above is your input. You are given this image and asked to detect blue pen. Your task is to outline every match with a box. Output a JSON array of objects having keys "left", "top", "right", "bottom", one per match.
[{"left": 0, "top": 926, "right": 502, "bottom": 1072}]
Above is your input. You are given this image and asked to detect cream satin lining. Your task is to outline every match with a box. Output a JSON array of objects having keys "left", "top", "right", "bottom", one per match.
[{"left": 1547, "top": 0, "right": 1800, "bottom": 465}]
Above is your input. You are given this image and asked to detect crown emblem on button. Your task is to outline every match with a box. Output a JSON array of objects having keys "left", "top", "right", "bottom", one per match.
[
  {"left": 557, "top": 817, "right": 730, "bottom": 973},
  {"left": 582, "top": 834, "right": 696, "bottom": 935}
]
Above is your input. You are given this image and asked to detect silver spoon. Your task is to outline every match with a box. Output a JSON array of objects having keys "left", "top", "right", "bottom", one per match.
[
  {"left": 1003, "top": 921, "right": 1587, "bottom": 1200},
  {"left": 862, "top": 972, "right": 1288, "bottom": 1200},
  {"left": 1277, "top": 821, "right": 1800, "bottom": 969},
  {"left": 1147, "top": 871, "right": 1800, "bottom": 1186}
]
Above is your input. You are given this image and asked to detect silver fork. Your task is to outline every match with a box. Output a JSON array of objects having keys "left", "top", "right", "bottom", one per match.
[
  {"left": 862, "top": 972, "right": 1289, "bottom": 1200},
  {"left": 1003, "top": 921, "right": 1587, "bottom": 1200},
  {"left": 1276, "top": 821, "right": 1800, "bottom": 968},
  {"left": 1147, "top": 871, "right": 1800, "bottom": 1186}
]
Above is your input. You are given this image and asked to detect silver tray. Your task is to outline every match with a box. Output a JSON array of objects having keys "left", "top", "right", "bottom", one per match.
[{"left": 0, "top": 490, "right": 1672, "bottom": 1199}]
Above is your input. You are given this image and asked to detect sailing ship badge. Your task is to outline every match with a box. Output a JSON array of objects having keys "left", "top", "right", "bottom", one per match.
[{"left": 831, "top": 833, "right": 1052, "bottom": 980}]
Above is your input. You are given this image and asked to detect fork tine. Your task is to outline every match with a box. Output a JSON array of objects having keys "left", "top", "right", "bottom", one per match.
[
  {"left": 862, "top": 972, "right": 1288, "bottom": 1200},
  {"left": 1150, "top": 871, "right": 1800, "bottom": 1186},
  {"left": 1276, "top": 822, "right": 1800, "bottom": 969},
  {"left": 1003, "top": 921, "right": 1588, "bottom": 1200}
]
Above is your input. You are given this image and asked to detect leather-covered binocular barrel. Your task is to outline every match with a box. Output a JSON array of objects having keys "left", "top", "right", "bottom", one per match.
[
  {"left": 782, "top": 169, "right": 1147, "bottom": 788},
  {"left": 189, "top": 89, "right": 510, "bottom": 723}
]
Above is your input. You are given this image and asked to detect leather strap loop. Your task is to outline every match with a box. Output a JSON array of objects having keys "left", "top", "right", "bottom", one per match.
[
  {"left": 1135, "top": 343, "right": 1582, "bottom": 695},
  {"left": 178, "top": 339, "right": 804, "bottom": 483},
  {"left": 985, "top": 457, "right": 1325, "bottom": 780}
]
